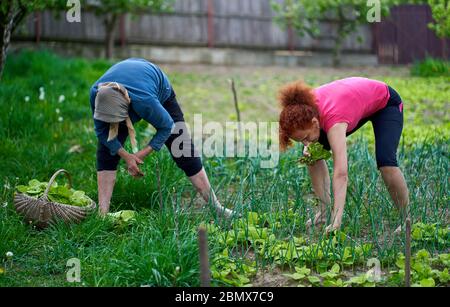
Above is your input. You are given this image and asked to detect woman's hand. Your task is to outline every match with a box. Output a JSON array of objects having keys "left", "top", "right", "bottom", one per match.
[
  {"left": 135, "top": 145, "right": 153, "bottom": 162},
  {"left": 126, "top": 155, "right": 144, "bottom": 178},
  {"left": 325, "top": 218, "right": 342, "bottom": 234},
  {"left": 303, "top": 144, "right": 311, "bottom": 157},
  {"left": 118, "top": 148, "right": 144, "bottom": 178},
  {"left": 306, "top": 211, "right": 327, "bottom": 229}
]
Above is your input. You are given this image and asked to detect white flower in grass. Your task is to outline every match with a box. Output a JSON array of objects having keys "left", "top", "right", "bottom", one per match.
[
  {"left": 58, "top": 116, "right": 64, "bottom": 122},
  {"left": 58, "top": 95, "right": 65, "bottom": 103},
  {"left": 56, "top": 108, "right": 60, "bottom": 114},
  {"left": 24, "top": 96, "right": 30, "bottom": 102},
  {"left": 39, "top": 87, "right": 45, "bottom": 101},
  {"left": 2, "top": 202, "right": 7, "bottom": 208},
  {"left": 3, "top": 183, "right": 10, "bottom": 190},
  {"left": 6, "top": 252, "right": 13, "bottom": 258}
]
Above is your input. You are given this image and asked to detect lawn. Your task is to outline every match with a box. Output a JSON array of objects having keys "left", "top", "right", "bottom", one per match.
[{"left": 0, "top": 50, "right": 448, "bottom": 287}]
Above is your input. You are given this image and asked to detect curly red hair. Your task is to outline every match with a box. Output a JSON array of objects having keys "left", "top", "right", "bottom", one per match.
[{"left": 278, "top": 81, "right": 319, "bottom": 151}]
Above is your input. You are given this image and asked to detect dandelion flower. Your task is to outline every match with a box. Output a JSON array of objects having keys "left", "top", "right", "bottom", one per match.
[
  {"left": 58, "top": 95, "right": 65, "bottom": 103},
  {"left": 24, "top": 96, "right": 30, "bottom": 102},
  {"left": 58, "top": 117, "right": 64, "bottom": 122},
  {"left": 6, "top": 252, "right": 13, "bottom": 258}
]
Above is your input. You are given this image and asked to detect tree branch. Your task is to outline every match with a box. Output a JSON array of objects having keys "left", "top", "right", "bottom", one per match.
[{"left": 11, "top": 1, "right": 29, "bottom": 33}]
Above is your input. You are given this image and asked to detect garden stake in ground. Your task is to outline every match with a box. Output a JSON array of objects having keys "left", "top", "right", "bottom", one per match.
[
  {"left": 198, "top": 226, "right": 211, "bottom": 287},
  {"left": 406, "top": 218, "right": 411, "bottom": 287},
  {"left": 229, "top": 78, "right": 243, "bottom": 141}
]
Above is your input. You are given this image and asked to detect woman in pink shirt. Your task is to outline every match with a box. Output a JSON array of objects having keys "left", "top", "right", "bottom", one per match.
[{"left": 278, "top": 77, "right": 409, "bottom": 233}]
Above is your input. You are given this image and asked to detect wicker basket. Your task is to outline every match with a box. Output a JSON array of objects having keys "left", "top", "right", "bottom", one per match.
[{"left": 14, "top": 169, "right": 97, "bottom": 229}]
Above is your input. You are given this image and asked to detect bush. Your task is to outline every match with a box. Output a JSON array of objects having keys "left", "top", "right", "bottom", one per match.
[{"left": 411, "top": 57, "right": 450, "bottom": 77}]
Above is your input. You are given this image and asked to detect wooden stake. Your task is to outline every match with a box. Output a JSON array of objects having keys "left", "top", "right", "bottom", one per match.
[
  {"left": 198, "top": 226, "right": 210, "bottom": 287},
  {"left": 405, "top": 218, "right": 411, "bottom": 287},
  {"left": 229, "top": 78, "right": 243, "bottom": 142}
]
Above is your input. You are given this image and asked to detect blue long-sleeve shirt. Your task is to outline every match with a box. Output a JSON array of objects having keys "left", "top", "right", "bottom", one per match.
[{"left": 89, "top": 58, "right": 174, "bottom": 155}]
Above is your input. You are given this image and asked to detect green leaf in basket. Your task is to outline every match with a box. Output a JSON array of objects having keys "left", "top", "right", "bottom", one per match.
[
  {"left": 16, "top": 185, "right": 29, "bottom": 193},
  {"left": 48, "top": 193, "right": 71, "bottom": 205},
  {"left": 49, "top": 185, "right": 72, "bottom": 199},
  {"left": 70, "top": 190, "right": 91, "bottom": 207},
  {"left": 28, "top": 179, "right": 41, "bottom": 187},
  {"left": 17, "top": 178, "right": 92, "bottom": 207}
]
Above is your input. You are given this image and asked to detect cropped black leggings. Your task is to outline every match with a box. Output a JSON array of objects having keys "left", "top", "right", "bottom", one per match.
[
  {"left": 318, "top": 86, "right": 404, "bottom": 168},
  {"left": 96, "top": 90, "right": 203, "bottom": 177}
]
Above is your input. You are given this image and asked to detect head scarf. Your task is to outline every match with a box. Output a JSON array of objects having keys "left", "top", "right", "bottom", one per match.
[{"left": 94, "top": 82, "right": 138, "bottom": 153}]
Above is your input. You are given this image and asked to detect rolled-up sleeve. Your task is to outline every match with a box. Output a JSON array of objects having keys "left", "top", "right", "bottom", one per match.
[
  {"left": 94, "top": 119, "right": 123, "bottom": 156},
  {"left": 132, "top": 96, "right": 174, "bottom": 151}
]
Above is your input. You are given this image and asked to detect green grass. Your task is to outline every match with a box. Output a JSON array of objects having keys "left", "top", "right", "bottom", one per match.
[
  {"left": 411, "top": 57, "right": 450, "bottom": 78},
  {"left": 0, "top": 50, "right": 448, "bottom": 287}
]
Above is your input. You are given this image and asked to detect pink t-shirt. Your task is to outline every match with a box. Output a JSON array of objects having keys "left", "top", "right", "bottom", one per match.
[{"left": 313, "top": 77, "right": 391, "bottom": 133}]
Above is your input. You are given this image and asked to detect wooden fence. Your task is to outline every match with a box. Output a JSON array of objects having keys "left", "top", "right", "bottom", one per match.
[
  {"left": 14, "top": 0, "right": 373, "bottom": 52},
  {"left": 375, "top": 4, "right": 450, "bottom": 64},
  {"left": 13, "top": 1, "right": 449, "bottom": 64}
]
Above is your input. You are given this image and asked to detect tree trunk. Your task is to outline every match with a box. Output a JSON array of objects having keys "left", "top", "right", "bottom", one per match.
[
  {"left": 104, "top": 14, "right": 118, "bottom": 59},
  {"left": 333, "top": 7, "right": 357, "bottom": 68},
  {"left": 332, "top": 9, "right": 346, "bottom": 68},
  {"left": 0, "top": 0, "right": 28, "bottom": 81},
  {"left": 0, "top": 0, "right": 15, "bottom": 81},
  {"left": 443, "top": 38, "right": 448, "bottom": 60},
  {"left": 332, "top": 28, "right": 344, "bottom": 67}
]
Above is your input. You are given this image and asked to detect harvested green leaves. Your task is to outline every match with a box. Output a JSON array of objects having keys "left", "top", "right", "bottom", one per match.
[
  {"left": 299, "top": 142, "right": 332, "bottom": 166},
  {"left": 16, "top": 179, "right": 92, "bottom": 207}
]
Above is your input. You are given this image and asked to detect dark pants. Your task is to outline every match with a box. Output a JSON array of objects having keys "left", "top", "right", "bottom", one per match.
[
  {"left": 97, "top": 90, "right": 203, "bottom": 177},
  {"left": 318, "top": 86, "right": 404, "bottom": 168}
]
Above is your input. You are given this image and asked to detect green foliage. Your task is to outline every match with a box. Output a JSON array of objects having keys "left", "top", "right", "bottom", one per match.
[
  {"left": 107, "top": 210, "right": 137, "bottom": 228},
  {"left": 16, "top": 179, "right": 92, "bottom": 207},
  {"left": 0, "top": 50, "right": 449, "bottom": 287},
  {"left": 299, "top": 142, "right": 332, "bottom": 166},
  {"left": 345, "top": 273, "right": 376, "bottom": 287},
  {"left": 411, "top": 58, "right": 450, "bottom": 77},
  {"left": 390, "top": 249, "right": 449, "bottom": 287},
  {"left": 270, "top": 0, "right": 397, "bottom": 65},
  {"left": 283, "top": 266, "right": 311, "bottom": 281},
  {"left": 427, "top": 0, "right": 450, "bottom": 39},
  {"left": 210, "top": 249, "right": 256, "bottom": 287},
  {"left": 0, "top": 1, "right": 67, "bottom": 79},
  {"left": 0, "top": 0, "right": 66, "bottom": 14},
  {"left": 411, "top": 222, "right": 449, "bottom": 248},
  {"left": 82, "top": 0, "right": 174, "bottom": 15}
]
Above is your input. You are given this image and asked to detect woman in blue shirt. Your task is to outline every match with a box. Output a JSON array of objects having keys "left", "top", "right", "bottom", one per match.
[{"left": 90, "top": 58, "right": 233, "bottom": 218}]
